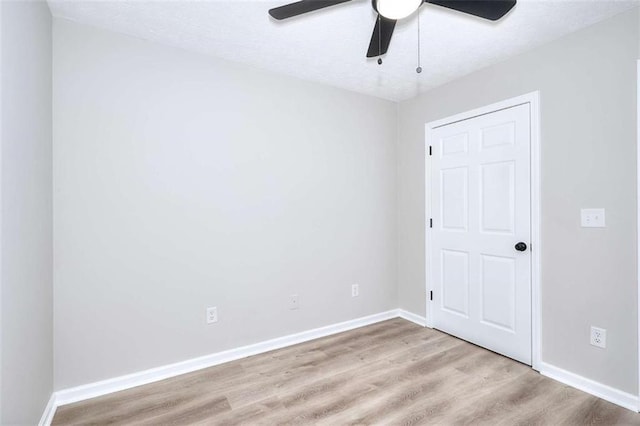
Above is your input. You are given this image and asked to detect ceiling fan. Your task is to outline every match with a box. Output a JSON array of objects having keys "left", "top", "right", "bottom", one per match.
[{"left": 268, "top": 0, "right": 516, "bottom": 59}]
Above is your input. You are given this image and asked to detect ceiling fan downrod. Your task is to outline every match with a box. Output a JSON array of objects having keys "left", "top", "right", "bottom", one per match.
[
  {"left": 378, "top": 14, "right": 383, "bottom": 65},
  {"left": 416, "top": 10, "right": 422, "bottom": 74}
]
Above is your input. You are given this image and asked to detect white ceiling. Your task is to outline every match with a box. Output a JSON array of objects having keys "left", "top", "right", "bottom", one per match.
[{"left": 48, "top": 0, "right": 638, "bottom": 101}]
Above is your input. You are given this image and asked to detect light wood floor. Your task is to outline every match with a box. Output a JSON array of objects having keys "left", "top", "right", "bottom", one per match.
[{"left": 53, "top": 318, "right": 640, "bottom": 425}]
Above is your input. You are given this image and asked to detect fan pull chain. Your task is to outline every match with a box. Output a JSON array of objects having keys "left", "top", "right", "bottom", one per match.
[
  {"left": 377, "top": 14, "right": 383, "bottom": 65},
  {"left": 416, "top": 12, "right": 422, "bottom": 74}
]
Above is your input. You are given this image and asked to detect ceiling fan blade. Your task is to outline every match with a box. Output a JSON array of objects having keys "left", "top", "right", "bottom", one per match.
[
  {"left": 425, "top": 0, "right": 516, "bottom": 21},
  {"left": 366, "top": 15, "right": 396, "bottom": 58},
  {"left": 269, "top": 0, "right": 352, "bottom": 20}
]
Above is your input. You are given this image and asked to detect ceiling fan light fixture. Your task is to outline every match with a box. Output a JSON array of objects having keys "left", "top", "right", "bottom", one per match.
[{"left": 376, "top": 0, "right": 422, "bottom": 20}]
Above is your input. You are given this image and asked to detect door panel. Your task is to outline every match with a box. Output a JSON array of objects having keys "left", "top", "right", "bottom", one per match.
[
  {"left": 441, "top": 133, "right": 469, "bottom": 156},
  {"left": 430, "top": 103, "right": 531, "bottom": 365},
  {"left": 441, "top": 167, "right": 468, "bottom": 231},
  {"left": 480, "top": 254, "right": 516, "bottom": 331},
  {"left": 441, "top": 249, "right": 469, "bottom": 317},
  {"left": 480, "top": 161, "right": 515, "bottom": 234}
]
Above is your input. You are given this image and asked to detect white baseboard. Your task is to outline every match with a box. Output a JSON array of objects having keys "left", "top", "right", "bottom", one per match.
[
  {"left": 539, "top": 362, "right": 639, "bottom": 412},
  {"left": 53, "top": 309, "right": 400, "bottom": 409},
  {"left": 41, "top": 311, "right": 639, "bottom": 425},
  {"left": 38, "top": 394, "right": 57, "bottom": 426},
  {"left": 398, "top": 309, "right": 426, "bottom": 327}
]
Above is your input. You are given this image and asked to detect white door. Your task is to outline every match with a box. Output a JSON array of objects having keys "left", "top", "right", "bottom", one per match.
[{"left": 429, "top": 103, "right": 531, "bottom": 365}]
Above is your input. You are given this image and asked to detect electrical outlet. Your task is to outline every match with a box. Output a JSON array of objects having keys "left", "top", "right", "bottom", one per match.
[
  {"left": 581, "top": 208, "right": 606, "bottom": 228},
  {"left": 590, "top": 326, "right": 606, "bottom": 348},
  {"left": 289, "top": 294, "right": 299, "bottom": 310},
  {"left": 352, "top": 284, "right": 359, "bottom": 297},
  {"left": 206, "top": 306, "right": 218, "bottom": 324}
]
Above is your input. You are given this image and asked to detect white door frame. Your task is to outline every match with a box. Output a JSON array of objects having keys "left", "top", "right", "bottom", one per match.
[
  {"left": 425, "top": 91, "right": 541, "bottom": 371},
  {"left": 636, "top": 60, "right": 640, "bottom": 412}
]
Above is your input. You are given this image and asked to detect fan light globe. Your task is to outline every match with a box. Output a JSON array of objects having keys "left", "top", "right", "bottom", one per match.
[{"left": 376, "top": 0, "right": 422, "bottom": 20}]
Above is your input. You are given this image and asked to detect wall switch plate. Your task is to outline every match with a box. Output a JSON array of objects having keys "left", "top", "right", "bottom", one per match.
[
  {"left": 289, "top": 294, "right": 299, "bottom": 310},
  {"left": 351, "top": 284, "right": 359, "bottom": 297},
  {"left": 581, "top": 208, "right": 606, "bottom": 228},
  {"left": 206, "top": 307, "right": 218, "bottom": 324},
  {"left": 590, "top": 326, "right": 606, "bottom": 348}
]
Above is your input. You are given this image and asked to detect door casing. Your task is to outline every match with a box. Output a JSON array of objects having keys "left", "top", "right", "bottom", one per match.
[
  {"left": 424, "top": 91, "right": 541, "bottom": 371},
  {"left": 636, "top": 60, "right": 640, "bottom": 411}
]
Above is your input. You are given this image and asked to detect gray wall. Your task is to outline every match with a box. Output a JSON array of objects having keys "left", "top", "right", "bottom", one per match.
[
  {"left": 0, "top": 0, "right": 53, "bottom": 423},
  {"left": 397, "top": 8, "right": 639, "bottom": 394},
  {"left": 53, "top": 19, "right": 398, "bottom": 389}
]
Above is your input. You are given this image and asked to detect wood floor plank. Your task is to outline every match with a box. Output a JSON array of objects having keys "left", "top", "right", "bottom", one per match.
[{"left": 53, "top": 319, "right": 640, "bottom": 425}]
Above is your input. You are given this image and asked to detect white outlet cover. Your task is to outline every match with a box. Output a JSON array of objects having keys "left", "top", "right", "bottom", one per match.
[
  {"left": 352, "top": 284, "right": 359, "bottom": 297},
  {"left": 206, "top": 306, "right": 218, "bottom": 324},
  {"left": 581, "top": 208, "right": 606, "bottom": 228},
  {"left": 590, "top": 326, "right": 607, "bottom": 348},
  {"left": 289, "top": 294, "right": 299, "bottom": 310}
]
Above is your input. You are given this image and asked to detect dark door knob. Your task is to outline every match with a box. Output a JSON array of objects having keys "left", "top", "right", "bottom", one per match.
[{"left": 515, "top": 242, "right": 527, "bottom": 252}]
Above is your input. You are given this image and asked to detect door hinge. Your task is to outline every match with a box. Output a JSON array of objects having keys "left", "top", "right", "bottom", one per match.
[
  {"left": 430, "top": 290, "right": 433, "bottom": 301},
  {"left": 429, "top": 218, "right": 433, "bottom": 228},
  {"left": 429, "top": 146, "right": 432, "bottom": 156}
]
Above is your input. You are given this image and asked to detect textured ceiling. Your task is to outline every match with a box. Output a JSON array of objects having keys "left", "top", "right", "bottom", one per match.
[{"left": 48, "top": 0, "right": 638, "bottom": 101}]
